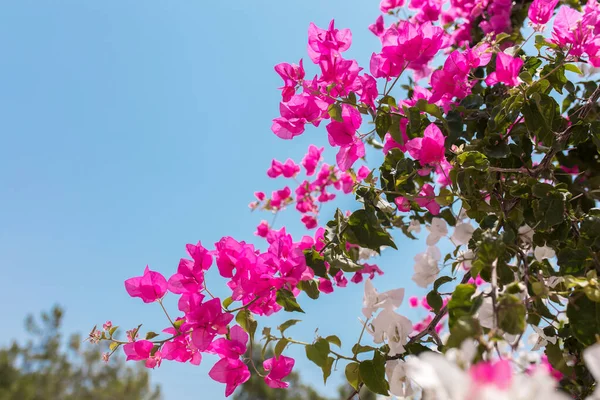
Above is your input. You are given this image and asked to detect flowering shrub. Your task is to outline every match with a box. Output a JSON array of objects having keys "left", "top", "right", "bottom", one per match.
[{"left": 91, "top": 0, "right": 600, "bottom": 398}]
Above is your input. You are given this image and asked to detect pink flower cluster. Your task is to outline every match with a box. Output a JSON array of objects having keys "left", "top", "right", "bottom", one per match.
[
  {"left": 272, "top": 21, "right": 379, "bottom": 171},
  {"left": 119, "top": 221, "right": 383, "bottom": 395},
  {"left": 370, "top": 20, "right": 445, "bottom": 80},
  {"left": 250, "top": 145, "right": 371, "bottom": 229},
  {"left": 551, "top": 2, "right": 600, "bottom": 66}
]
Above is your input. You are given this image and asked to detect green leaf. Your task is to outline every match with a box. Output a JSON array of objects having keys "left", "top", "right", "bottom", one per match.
[
  {"left": 416, "top": 99, "right": 444, "bottom": 119},
  {"left": 446, "top": 316, "right": 481, "bottom": 348},
  {"left": 359, "top": 352, "right": 390, "bottom": 396},
  {"left": 457, "top": 151, "right": 490, "bottom": 171},
  {"left": 522, "top": 94, "right": 561, "bottom": 146},
  {"left": 407, "top": 107, "right": 421, "bottom": 135},
  {"left": 328, "top": 103, "right": 343, "bottom": 122},
  {"left": 558, "top": 246, "right": 591, "bottom": 274},
  {"left": 322, "top": 357, "right": 334, "bottom": 384},
  {"left": 567, "top": 293, "right": 600, "bottom": 346},
  {"left": 345, "top": 362, "right": 361, "bottom": 390},
  {"left": 497, "top": 294, "right": 526, "bottom": 334},
  {"left": 545, "top": 342, "right": 574, "bottom": 376},
  {"left": 325, "top": 335, "right": 342, "bottom": 348},
  {"left": 305, "top": 250, "right": 328, "bottom": 278},
  {"left": 108, "top": 326, "right": 119, "bottom": 337},
  {"left": 276, "top": 289, "right": 305, "bottom": 313},
  {"left": 346, "top": 208, "right": 397, "bottom": 251},
  {"left": 352, "top": 344, "right": 375, "bottom": 355},
  {"left": 532, "top": 192, "right": 564, "bottom": 229},
  {"left": 427, "top": 291, "right": 443, "bottom": 313},
  {"left": 173, "top": 319, "right": 184, "bottom": 330},
  {"left": 376, "top": 113, "right": 392, "bottom": 139},
  {"left": 565, "top": 63, "right": 582, "bottom": 75},
  {"left": 298, "top": 279, "right": 320, "bottom": 299},
  {"left": 236, "top": 310, "right": 258, "bottom": 340},
  {"left": 389, "top": 114, "right": 405, "bottom": 144},
  {"left": 109, "top": 342, "right": 119, "bottom": 351},
  {"left": 434, "top": 276, "right": 454, "bottom": 291},
  {"left": 447, "top": 284, "right": 477, "bottom": 328},
  {"left": 274, "top": 338, "right": 289, "bottom": 357},
  {"left": 145, "top": 331, "right": 159, "bottom": 340},
  {"left": 305, "top": 338, "right": 330, "bottom": 368},
  {"left": 494, "top": 32, "right": 511, "bottom": 44},
  {"left": 278, "top": 319, "right": 301, "bottom": 334},
  {"left": 222, "top": 297, "right": 234, "bottom": 309}
]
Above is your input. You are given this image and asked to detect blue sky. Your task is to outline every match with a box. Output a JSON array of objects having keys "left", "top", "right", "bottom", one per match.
[{"left": 0, "top": 1, "right": 440, "bottom": 398}]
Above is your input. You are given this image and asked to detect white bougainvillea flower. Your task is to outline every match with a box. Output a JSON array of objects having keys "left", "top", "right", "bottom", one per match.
[
  {"left": 451, "top": 221, "right": 475, "bottom": 246},
  {"left": 362, "top": 278, "right": 405, "bottom": 318},
  {"left": 412, "top": 246, "right": 441, "bottom": 288},
  {"left": 406, "top": 351, "right": 569, "bottom": 400},
  {"left": 369, "top": 308, "right": 413, "bottom": 356},
  {"left": 518, "top": 224, "right": 534, "bottom": 244},
  {"left": 358, "top": 247, "right": 378, "bottom": 261},
  {"left": 385, "top": 359, "right": 413, "bottom": 398},
  {"left": 530, "top": 325, "right": 557, "bottom": 351},
  {"left": 426, "top": 217, "right": 448, "bottom": 246},
  {"left": 534, "top": 245, "right": 556, "bottom": 262},
  {"left": 407, "top": 219, "right": 421, "bottom": 234},
  {"left": 457, "top": 249, "right": 475, "bottom": 270},
  {"left": 584, "top": 343, "right": 600, "bottom": 400}
]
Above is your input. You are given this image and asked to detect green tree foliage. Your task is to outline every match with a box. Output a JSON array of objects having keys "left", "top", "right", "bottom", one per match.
[{"left": 0, "top": 306, "right": 161, "bottom": 400}]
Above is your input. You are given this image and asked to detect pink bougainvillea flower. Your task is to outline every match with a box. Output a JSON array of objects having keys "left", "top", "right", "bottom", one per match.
[
  {"left": 336, "top": 138, "right": 365, "bottom": 171},
  {"left": 552, "top": 7, "right": 585, "bottom": 54},
  {"left": 409, "top": 296, "right": 419, "bottom": 307},
  {"left": 369, "top": 15, "right": 385, "bottom": 37},
  {"left": 254, "top": 191, "right": 265, "bottom": 201},
  {"left": 318, "top": 277, "right": 334, "bottom": 294},
  {"left": 208, "top": 325, "right": 248, "bottom": 359},
  {"left": 326, "top": 104, "right": 362, "bottom": 147},
  {"left": 333, "top": 270, "right": 348, "bottom": 287},
  {"left": 168, "top": 242, "right": 212, "bottom": 295},
  {"left": 274, "top": 60, "right": 305, "bottom": 102},
  {"left": 209, "top": 357, "right": 251, "bottom": 397},
  {"left": 395, "top": 196, "right": 411, "bottom": 212},
  {"left": 124, "top": 266, "right": 168, "bottom": 303},
  {"left": 123, "top": 340, "right": 154, "bottom": 361},
  {"left": 356, "top": 73, "right": 379, "bottom": 109},
  {"left": 406, "top": 123, "right": 446, "bottom": 165},
  {"left": 469, "top": 359, "right": 513, "bottom": 391},
  {"left": 380, "top": 0, "right": 405, "bottom": 12},
  {"left": 485, "top": 53, "right": 523, "bottom": 87},
  {"left": 528, "top": 0, "right": 559, "bottom": 26},
  {"left": 301, "top": 214, "right": 318, "bottom": 229},
  {"left": 307, "top": 20, "right": 352, "bottom": 63},
  {"left": 271, "top": 94, "right": 329, "bottom": 139},
  {"left": 301, "top": 145, "right": 324, "bottom": 176},
  {"left": 357, "top": 166, "right": 371, "bottom": 181},
  {"left": 161, "top": 326, "right": 202, "bottom": 365},
  {"left": 184, "top": 297, "right": 234, "bottom": 351},
  {"left": 415, "top": 183, "right": 440, "bottom": 215},
  {"left": 255, "top": 220, "right": 270, "bottom": 237},
  {"left": 263, "top": 355, "right": 296, "bottom": 389},
  {"left": 373, "top": 20, "right": 444, "bottom": 78}
]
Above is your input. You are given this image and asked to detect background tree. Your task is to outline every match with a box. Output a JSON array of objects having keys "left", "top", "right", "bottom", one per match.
[{"left": 0, "top": 305, "right": 161, "bottom": 400}]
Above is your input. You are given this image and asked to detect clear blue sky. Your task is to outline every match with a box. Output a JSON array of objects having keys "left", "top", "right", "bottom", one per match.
[{"left": 0, "top": 1, "right": 439, "bottom": 398}]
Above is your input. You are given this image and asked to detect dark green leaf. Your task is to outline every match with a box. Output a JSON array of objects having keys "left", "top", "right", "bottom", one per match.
[{"left": 276, "top": 289, "right": 305, "bottom": 313}]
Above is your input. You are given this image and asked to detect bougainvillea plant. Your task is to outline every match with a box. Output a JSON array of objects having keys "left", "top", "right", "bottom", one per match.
[{"left": 90, "top": 0, "right": 600, "bottom": 398}]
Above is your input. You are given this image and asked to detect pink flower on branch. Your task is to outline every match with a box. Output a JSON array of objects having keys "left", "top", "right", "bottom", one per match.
[
  {"left": 124, "top": 266, "right": 168, "bottom": 303},
  {"left": 209, "top": 357, "right": 251, "bottom": 397},
  {"left": 263, "top": 355, "right": 295, "bottom": 389}
]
